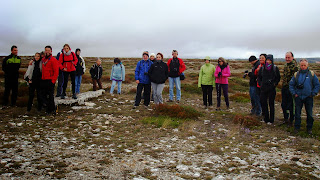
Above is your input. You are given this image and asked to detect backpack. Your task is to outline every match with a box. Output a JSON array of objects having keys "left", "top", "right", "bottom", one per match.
[
  {"left": 169, "top": 58, "right": 180, "bottom": 77},
  {"left": 294, "top": 70, "right": 315, "bottom": 88},
  {"left": 62, "top": 52, "right": 75, "bottom": 66}
]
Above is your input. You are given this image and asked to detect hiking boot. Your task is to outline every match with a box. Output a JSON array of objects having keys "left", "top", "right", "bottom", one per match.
[
  {"left": 293, "top": 129, "right": 299, "bottom": 134},
  {"left": 307, "top": 129, "right": 312, "bottom": 135},
  {"left": 176, "top": 100, "right": 180, "bottom": 103},
  {"left": 72, "top": 94, "right": 77, "bottom": 99},
  {"left": 167, "top": 99, "right": 173, "bottom": 102},
  {"left": 55, "top": 94, "right": 60, "bottom": 97},
  {"left": 61, "top": 95, "right": 65, "bottom": 99},
  {"left": 133, "top": 105, "right": 138, "bottom": 109}
]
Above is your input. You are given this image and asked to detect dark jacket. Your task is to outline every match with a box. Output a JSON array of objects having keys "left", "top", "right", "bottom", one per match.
[
  {"left": 248, "top": 60, "right": 260, "bottom": 86},
  {"left": 90, "top": 64, "right": 103, "bottom": 80},
  {"left": 75, "top": 55, "right": 85, "bottom": 76},
  {"left": 148, "top": 60, "right": 168, "bottom": 84},
  {"left": 258, "top": 64, "right": 281, "bottom": 92},
  {"left": 167, "top": 57, "right": 186, "bottom": 77},
  {"left": 2, "top": 54, "right": 21, "bottom": 78}
]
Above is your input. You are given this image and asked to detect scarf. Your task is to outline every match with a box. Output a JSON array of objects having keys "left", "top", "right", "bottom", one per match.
[
  {"left": 266, "top": 62, "right": 272, "bottom": 71},
  {"left": 63, "top": 50, "right": 71, "bottom": 56}
]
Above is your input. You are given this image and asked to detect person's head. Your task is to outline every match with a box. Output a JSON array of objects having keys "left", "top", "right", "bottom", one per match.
[
  {"left": 218, "top": 57, "right": 227, "bottom": 66},
  {"left": 172, "top": 50, "right": 178, "bottom": 58},
  {"left": 34, "top": 52, "right": 41, "bottom": 61},
  {"left": 285, "top": 51, "right": 294, "bottom": 63},
  {"left": 63, "top": 44, "right": 71, "bottom": 53},
  {"left": 142, "top": 51, "right": 149, "bottom": 57},
  {"left": 259, "top": 53, "right": 267, "bottom": 64},
  {"left": 266, "top": 54, "right": 273, "bottom": 64},
  {"left": 11, "top": 45, "right": 18, "bottom": 56},
  {"left": 44, "top": 45, "right": 52, "bottom": 57},
  {"left": 150, "top": 53, "right": 156, "bottom": 60},
  {"left": 300, "top": 59, "right": 308, "bottom": 70},
  {"left": 114, "top": 58, "right": 121, "bottom": 64},
  {"left": 249, "top": 55, "right": 257, "bottom": 65},
  {"left": 156, "top": 52, "right": 163, "bottom": 60},
  {"left": 40, "top": 51, "right": 45, "bottom": 58},
  {"left": 142, "top": 52, "right": 149, "bottom": 60},
  {"left": 204, "top": 56, "right": 211, "bottom": 64},
  {"left": 76, "top": 48, "right": 81, "bottom": 56},
  {"left": 96, "top": 58, "right": 102, "bottom": 66}
]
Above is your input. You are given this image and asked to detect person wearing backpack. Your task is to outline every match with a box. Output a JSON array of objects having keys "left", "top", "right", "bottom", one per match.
[
  {"left": 58, "top": 44, "right": 78, "bottom": 99},
  {"left": 148, "top": 52, "right": 168, "bottom": 105},
  {"left": 258, "top": 54, "right": 280, "bottom": 124},
  {"left": 281, "top": 52, "right": 298, "bottom": 126},
  {"left": 289, "top": 59, "right": 320, "bottom": 134},
  {"left": 198, "top": 56, "right": 215, "bottom": 109},
  {"left": 75, "top": 48, "right": 86, "bottom": 94},
  {"left": 90, "top": 58, "right": 103, "bottom": 91},
  {"left": 110, "top": 58, "right": 125, "bottom": 95},
  {"left": 167, "top": 50, "right": 186, "bottom": 103}
]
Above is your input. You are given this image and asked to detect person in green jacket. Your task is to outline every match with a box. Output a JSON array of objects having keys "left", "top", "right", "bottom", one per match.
[{"left": 198, "top": 56, "right": 216, "bottom": 109}]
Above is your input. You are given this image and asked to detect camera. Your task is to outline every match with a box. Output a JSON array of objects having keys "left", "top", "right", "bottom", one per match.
[
  {"left": 296, "top": 84, "right": 304, "bottom": 89},
  {"left": 243, "top": 70, "right": 249, "bottom": 78}
]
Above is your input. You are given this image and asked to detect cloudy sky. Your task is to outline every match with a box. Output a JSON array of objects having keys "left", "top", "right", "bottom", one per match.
[{"left": 1, "top": 0, "right": 319, "bottom": 59}]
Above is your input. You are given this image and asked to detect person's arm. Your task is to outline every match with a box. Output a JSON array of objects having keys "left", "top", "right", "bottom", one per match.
[
  {"left": 52, "top": 58, "right": 60, "bottom": 84},
  {"left": 275, "top": 66, "right": 281, "bottom": 86},
  {"left": 214, "top": 66, "right": 219, "bottom": 78},
  {"left": 148, "top": 64, "right": 154, "bottom": 76},
  {"left": 179, "top": 59, "right": 186, "bottom": 73},
  {"left": 198, "top": 66, "right": 203, "bottom": 88},
  {"left": 81, "top": 57, "right": 86, "bottom": 73},
  {"left": 164, "top": 63, "right": 168, "bottom": 80},
  {"left": 72, "top": 52, "right": 78, "bottom": 67},
  {"left": 312, "top": 75, "right": 320, "bottom": 96},
  {"left": 122, "top": 65, "right": 125, "bottom": 81},
  {"left": 2, "top": 56, "right": 8, "bottom": 72},
  {"left": 135, "top": 61, "right": 140, "bottom": 83},
  {"left": 289, "top": 76, "right": 297, "bottom": 96},
  {"left": 110, "top": 66, "right": 114, "bottom": 80}
]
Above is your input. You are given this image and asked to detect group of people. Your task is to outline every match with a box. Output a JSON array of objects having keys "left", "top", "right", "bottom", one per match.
[
  {"left": 247, "top": 52, "right": 320, "bottom": 134},
  {"left": 2, "top": 46, "right": 320, "bottom": 134},
  {"left": 133, "top": 50, "right": 186, "bottom": 108}
]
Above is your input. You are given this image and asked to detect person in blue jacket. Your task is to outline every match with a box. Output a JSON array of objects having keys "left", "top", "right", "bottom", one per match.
[
  {"left": 110, "top": 58, "right": 125, "bottom": 95},
  {"left": 289, "top": 59, "right": 320, "bottom": 134},
  {"left": 133, "top": 52, "right": 153, "bottom": 108}
]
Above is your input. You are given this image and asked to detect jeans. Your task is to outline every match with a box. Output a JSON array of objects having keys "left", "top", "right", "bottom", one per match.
[
  {"left": 260, "top": 89, "right": 276, "bottom": 123},
  {"left": 75, "top": 75, "right": 82, "bottom": 94},
  {"left": 135, "top": 83, "right": 151, "bottom": 106},
  {"left": 151, "top": 82, "right": 165, "bottom": 104},
  {"left": 201, "top": 85, "right": 213, "bottom": 106},
  {"left": 62, "top": 71, "right": 76, "bottom": 95},
  {"left": 216, "top": 83, "right": 229, "bottom": 108},
  {"left": 3, "top": 75, "right": 18, "bottom": 106},
  {"left": 56, "top": 70, "right": 64, "bottom": 96},
  {"left": 110, "top": 80, "right": 122, "bottom": 94},
  {"left": 249, "top": 86, "right": 261, "bottom": 115},
  {"left": 41, "top": 80, "right": 55, "bottom": 113},
  {"left": 169, "top": 77, "right": 181, "bottom": 101},
  {"left": 295, "top": 96, "right": 314, "bottom": 130},
  {"left": 281, "top": 87, "right": 294, "bottom": 122}
]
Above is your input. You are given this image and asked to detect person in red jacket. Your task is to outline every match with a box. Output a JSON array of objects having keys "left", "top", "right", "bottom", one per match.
[
  {"left": 41, "top": 45, "right": 59, "bottom": 115},
  {"left": 58, "top": 44, "right": 78, "bottom": 99},
  {"left": 167, "top": 50, "right": 186, "bottom": 103}
]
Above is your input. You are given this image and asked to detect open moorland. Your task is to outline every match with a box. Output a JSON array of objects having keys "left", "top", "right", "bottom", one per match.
[{"left": 0, "top": 56, "right": 320, "bottom": 179}]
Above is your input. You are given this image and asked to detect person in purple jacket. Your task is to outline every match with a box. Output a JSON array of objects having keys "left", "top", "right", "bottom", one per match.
[{"left": 214, "top": 57, "right": 231, "bottom": 110}]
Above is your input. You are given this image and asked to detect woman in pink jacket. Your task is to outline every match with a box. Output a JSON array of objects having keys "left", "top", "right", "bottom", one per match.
[{"left": 214, "top": 57, "right": 231, "bottom": 110}]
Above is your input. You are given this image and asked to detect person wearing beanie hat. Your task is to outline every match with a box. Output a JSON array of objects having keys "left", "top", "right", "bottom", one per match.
[
  {"left": 133, "top": 51, "right": 153, "bottom": 108},
  {"left": 258, "top": 54, "right": 280, "bottom": 124},
  {"left": 247, "top": 55, "right": 261, "bottom": 116},
  {"left": 198, "top": 56, "right": 215, "bottom": 108},
  {"left": 150, "top": 53, "right": 156, "bottom": 63},
  {"left": 75, "top": 48, "right": 86, "bottom": 95}
]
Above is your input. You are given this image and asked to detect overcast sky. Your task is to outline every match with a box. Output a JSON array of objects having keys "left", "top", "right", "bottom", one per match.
[{"left": 1, "top": 0, "right": 320, "bottom": 59}]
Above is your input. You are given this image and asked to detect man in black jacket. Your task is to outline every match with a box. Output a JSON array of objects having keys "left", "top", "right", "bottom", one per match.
[
  {"left": 247, "top": 55, "right": 261, "bottom": 116},
  {"left": 2, "top": 45, "right": 21, "bottom": 106},
  {"left": 90, "top": 58, "right": 103, "bottom": 91}
]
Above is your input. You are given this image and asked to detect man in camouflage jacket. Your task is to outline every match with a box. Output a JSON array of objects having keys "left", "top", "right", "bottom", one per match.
[{"left": 281, "top": 52, "right": 299, "bottom": 126}]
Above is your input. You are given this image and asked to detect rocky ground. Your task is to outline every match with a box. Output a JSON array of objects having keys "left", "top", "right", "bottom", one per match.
[{"left": 1, "top": 57, "right": 320, "bottom": 179}]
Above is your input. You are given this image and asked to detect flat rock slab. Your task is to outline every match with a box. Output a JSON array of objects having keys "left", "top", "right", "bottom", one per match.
[{"left": 54, "top": 89, "right": 105, "bottom": 105}]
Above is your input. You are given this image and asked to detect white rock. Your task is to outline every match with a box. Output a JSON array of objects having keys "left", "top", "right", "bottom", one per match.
[
  {"left": 193, "top": 172, "right": 200, "bottom": 178},
  {"left": 212, "top": 175, "right": 225, "bottom": 180},
  {"left": 176, "top": 165, "right": 189, "bottom": 171},
  {"left": 124, "top": 149, "right": 132, "bottom": 153}
]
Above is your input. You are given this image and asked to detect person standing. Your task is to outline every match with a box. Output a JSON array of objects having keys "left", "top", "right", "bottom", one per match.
[
  {"left": 167, "top": 50, "right": 186, "bottom": 103},
  {"left": 258, "top": 54, "right": 280, "bottom": 124},
  {"left": 41, "top": 46, "right": 59, "bottom": 115},
  {"left": 58, "top": 44, "right": 78, "bottom": 99},
  {"left": 134, "top": 52, "right": 153, "bottom": 108},
  {"left": 247, "top": 55, "right": 261, "bottom": 115},
  {"left": 24, "top": 52, "right": 43, "bottom": 112},
  {"left": 90, "top": 58, "right": 103, "bottom": 91},
  {"left": 289, "top": 59, "right": 320, "bottom": 134},
  {"left": 110, "top": 58, "right": 125, "bottom": 95},
  {"left": 75, "top": 48, "right": 86, "bottom": 94},
  {"left": 198, "top": 56, "right": 215, "bottom": 109},
  {"left": 148, "top": 52, "right": 168, "bottom": 105},
  {"left": 2, "top": 45, "right": 21, "bottom": 107},
  {"left": 214, "top": 57, "right": 231, "bottom": 110},
  {"left": 281, "top": 52, "right": 298, "bottom": 126}
]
